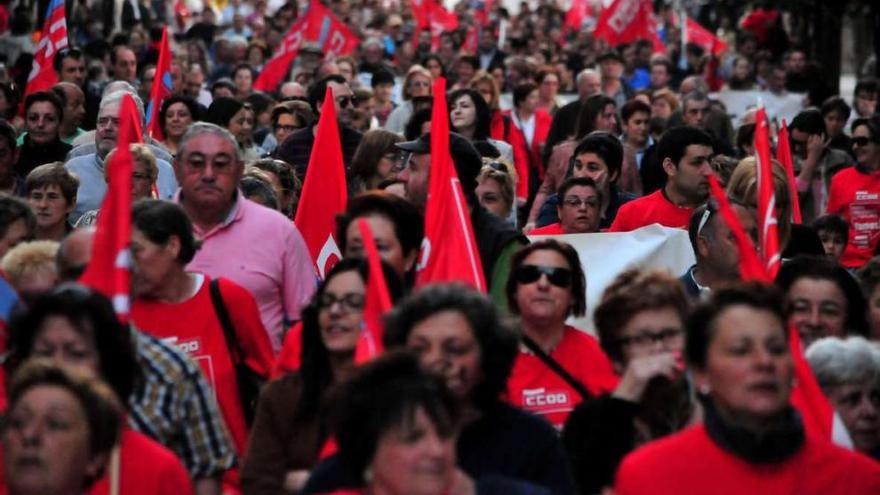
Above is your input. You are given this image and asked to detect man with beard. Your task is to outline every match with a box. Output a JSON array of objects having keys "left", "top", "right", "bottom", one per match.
[
  {"left": 563, "top": 269, "right": 697, "bottom": 495},
  {"left": 610, "top": 126, "right": 714, "bottom": 232}
]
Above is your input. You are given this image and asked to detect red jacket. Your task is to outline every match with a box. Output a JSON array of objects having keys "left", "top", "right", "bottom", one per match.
[{"left": 498, "top": 109, "right": 552, "bottom": 200}]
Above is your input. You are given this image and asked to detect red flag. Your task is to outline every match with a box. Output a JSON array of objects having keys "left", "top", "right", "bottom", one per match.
[
  {"left": 25, "top": 0, "right": 68, "bottom": 97},
  {"left": 353, "top": 218, "right": 393, "bottom": 364},
  {"left": 410, "top": 0, "right": 459, "bottom": 51},
  {"left": 416, "top": 77, "right": 486, "bottom": 290},
  {"left": 462, "top": 24, "right": 480, "bottom": 54},
  {"left": 755, "top": 107, "right": 781, "bottom": 279},
  {"left": 594, "top": 0, "right": 663, "bottom": 52},
  {"left": 293, "top": 86, "right": 347, "bottom": 279},
  {"left": 564, "top": 0, "right": 592, "bottom": 35},
  {"left": 708, "top": 175, "right": 770, "bottom": 283},
  {"left": 146, "top": 27, "right": 173, "bottom": 141},
  {"left": 776, "top": 120, "right": 803, "bottom": 224},
  {"left": 788, "top": 324, "right": 836, "bottom": 440},
  {"left": 683, "top": 17, "right": 727, "bottom": 56},
  {"left": 253, "top": 1, "right": 360, "bottom": 92},
  {"left": 79, "top": 94, "right": 141, "bottom": 321}
]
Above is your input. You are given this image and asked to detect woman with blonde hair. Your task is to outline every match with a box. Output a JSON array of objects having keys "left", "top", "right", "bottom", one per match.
[{"left": 384, "top": 65, "right": 433, "bottom": 134}]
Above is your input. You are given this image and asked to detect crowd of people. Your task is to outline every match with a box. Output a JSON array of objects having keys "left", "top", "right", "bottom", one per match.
[{"left": 1, "top": 0, "right": 880, "bottom": 494}]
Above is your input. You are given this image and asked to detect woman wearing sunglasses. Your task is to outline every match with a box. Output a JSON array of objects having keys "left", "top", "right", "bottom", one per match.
[
  {"left": 505, "top": 239, "right": 618, "bottom": 429},
  {"left": 242, "top": 258, "right": 404, "bottom": 495}
]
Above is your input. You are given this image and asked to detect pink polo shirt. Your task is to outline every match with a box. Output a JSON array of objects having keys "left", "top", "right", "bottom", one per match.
[{"left": 183, "top": 193, "right": 317, "bottom": 351}]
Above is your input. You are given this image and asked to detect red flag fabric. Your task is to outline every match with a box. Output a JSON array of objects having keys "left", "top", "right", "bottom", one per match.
[
  {"left": 755, "top": 107, "right": 782, "bottom": 279},
  {"left": 145, "top": 27, "right": 173, "bottom": 141},
  {"left": 410, "top": 0, "right": 459, "bottom": 51},
  {"left": 293, "top": 86, "right": 347, "bottom": 279},
  {"left": 788, "top": 324, "right": 836, "bottom": 440},
  {"left": 416, "top": 77, "right": 486, "bottom": 291},
  {"left": 708, "top": 175, "right": 771, "bottom": 283},
  {"left": 594, "top": 0, "right": 663, "bottom": 52},
  {"left": 25, "top": 0, "right": 68, "bottom": 97},
  {"left": 776, "top": 120, "right": 803, "bottom": 224},
  {"left": 253, "top": 1, "right": 360, "bottom": 92},
  {"left": 564, "top": 0, "right": 592, "bottom": 34},
  {"left": 353, "top": 218, "right": 393, "bottom": 364},
  {"left": 684, "top": 17, "right": 727, "bottom": 56},
  {"left": 79, "top": 94, "right": 141, "bottom": 321},
  {"left": 462, "top": 24, "right": 480, "bottom": 54}
]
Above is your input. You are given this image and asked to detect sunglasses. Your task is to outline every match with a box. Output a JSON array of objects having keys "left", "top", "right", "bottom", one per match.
[
  {"left": 336, "top": 96, "right": 353, "bottom": 109},
  {"left": 853, "top": 136, "right": 874, "bottom": 147},
  {"left": 515, "top": 264, "right": 572, "bottom": 288}
]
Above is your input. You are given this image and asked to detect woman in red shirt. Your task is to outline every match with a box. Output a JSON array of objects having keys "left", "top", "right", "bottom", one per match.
[
  {"left": 614, "top": 282, "right": 880, "bottom": 495},
  {"left": 504, "top": 239, "right": 618, "bottom": 429}
]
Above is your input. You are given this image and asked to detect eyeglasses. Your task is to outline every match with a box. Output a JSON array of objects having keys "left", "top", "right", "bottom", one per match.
[
  {"left": 853, "top": 136, "right": 874, "bottom": 147},
  {"left": 483, "top": 161, "right": 508, "bottom": 174},
  {"left": 318, "top": 292, "right": 365, "bottom": 311},
  {"left": 274, "top": 124, "right": 298, "bottom": 133},
  {"left": 336, "top": 96, "right": 353, "bottom": 109},
  {"left": 562, "top": 196, "right": 599, "bottom": 208},
  {"left": 515, "top": 264, "right": 572, "bottom": 288},
  {"left": 616, "top": 328, "right": 683, "bottom": 348}
]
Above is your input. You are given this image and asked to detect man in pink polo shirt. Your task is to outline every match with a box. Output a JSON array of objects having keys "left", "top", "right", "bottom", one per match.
[
  {"left": 175, "top": 122, "right": 316, "bottom": 350},
  {"left": 610, "top": 126, "right": 715, "bottom": 232}
]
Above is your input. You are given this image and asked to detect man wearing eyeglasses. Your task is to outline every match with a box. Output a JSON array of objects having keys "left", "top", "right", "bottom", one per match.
[
  {"left": 275, "top": 75, "right": 363, "bottom": 180},
  {"left": 680, "top": 201, "right": 758, "bottom": 298},
  {"left": 530, "top": 177, "right": 602, "bottom": 235}
]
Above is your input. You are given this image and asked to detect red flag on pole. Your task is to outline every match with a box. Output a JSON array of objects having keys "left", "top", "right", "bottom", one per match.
[
  {"left": 776, "top": 120, "right": 803, "bottom": 224},
  {"left": 410, "top": 0, "right": 459, "bottom": 51},
  {"left": 25, "top": 0, "right": 68, "bottom": 97},
  {"left": 708, "top": 175, "right": 771, "bottom": 283},
  {"left": 79, "top": 94, "right": 141, "bottom": 321},
  {"left": 145, "top": 27, "right": 173, "bottom": 141},
  {"left": 683, "top": 17, "right": 727, "bottom": 56},
  {"left": 755, "top": 107, "right": 782, "bottom": 279},
  {"left": 788, "top": 325, "right": 836, "bottom": 440},
  {"left": 416, "top": 77, "right": 486, "bottom": 291},
  {"left": 253, "top": 1, "right": 360, "bottom": 93},
  {"left": 294, "top": 86, "right": 348, "bottom": 279},
  {"left": 353, "top": 218, "right": 393, "bottom": 364},
  {"left": 594, "top": 0, "right": 663, "bottom": 52},
  {"left": 564, "top": 0, "right": 592, "bottom": 35}
]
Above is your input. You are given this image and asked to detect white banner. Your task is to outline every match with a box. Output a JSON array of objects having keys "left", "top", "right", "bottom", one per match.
[
  {"left": 713, "top": 89, "right": 805, "bottom": 128},
  {"left": 529, "top": 224, "right": 695, "bottom": 335}
]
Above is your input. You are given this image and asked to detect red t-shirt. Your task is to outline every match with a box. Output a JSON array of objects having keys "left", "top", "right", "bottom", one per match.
[
  {"left": 529, "top": 223, "right": 566, "bottom": 235},
  {"left": 272, "top": 321, "right": 303, "bottom": 377},
  {"left": 615, "top": 424, "right": 880, "bottom": 495},
  {"left": 89, "top": 429, "right": 194, "bottom": 495},
  {"left": 131, "top": 276, "right": 275, "bottom": 456},
  {"left": 826, "top": 166, "right": 880, "bottom": 268},
  {"left": 608, "top": 190, "right": 694, "bottom": 232},
  {"left": 506, "top": 326, "right": 618, "bottom": 429}
]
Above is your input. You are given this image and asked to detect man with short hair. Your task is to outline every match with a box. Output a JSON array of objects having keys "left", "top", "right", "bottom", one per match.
[
  {"left": 610, "top": 126, "right": 714, "bottom": 232},
  {"left": 275, "top": 75, "right": 362, "bottom": 179},
  {"left": 52, "top": 82, "right": 87, "bottom": 143},
  {"left": 56, "top": 228, "right": 236, "bottom": 495},
  {"left": 649, "top": 58, "right": 673, "bottom": 91},
  {"left": 598, "top": 49, "right": 634, "bottom": 107},
  {"left": 64, "top": 91, "right": 178, "bottom": 222},
  {"left": 679, "top": 90, "right": 734, "bottom": 157},
  {"left": 821, "top": 96, "right": 853, "bottom": 154},
  {"left": 543, "top": 69, "right": 602, "bottom": 166},
  {"left": 174, "top": 122, "right": 316, "bottom": 349},
  {"left": 396, "top": 131, "right": 526, "bottom": 311},
  {"left": 111, "top": 45, "right": 138, "bottom": 84},
  {"left": 182, "top": 63, "right": 213, "bottom": 107},
  {"left": 680, "top": 201, "right": 758, "bottom": 298},
  {"left": 54, "top": 46, "right": 100, "bottom": 130},
  {"left": 25, "top": 162, "right": 78, "bottom": 241},
  {"left": 850, "top": 79, "right": 878, "bottom": 128},
  {"left": 16, "top": 91, "right": 72, "bottom": 177},
  {"left": 530, "top": 177, "right": 602, "bottom": 235}
]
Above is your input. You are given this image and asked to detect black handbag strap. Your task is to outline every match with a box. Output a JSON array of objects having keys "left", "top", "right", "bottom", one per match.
[
  {"left": 209, "top": 278, "right": 243, "bottom": 365},
  {"left": 521, "top": 334, "right": 592, "bottom": 400}
]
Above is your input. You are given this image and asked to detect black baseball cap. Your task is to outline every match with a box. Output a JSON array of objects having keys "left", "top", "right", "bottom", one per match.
[{"left": 396, "top": 132, "right": 482, "bottom": 203}]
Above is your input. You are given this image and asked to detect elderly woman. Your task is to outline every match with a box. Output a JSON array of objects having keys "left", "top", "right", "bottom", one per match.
[
  {"left": 614, "top": 283, "right": 880, "bottom": 494},
  {"left": 505, "top": 239, "right": 618, "bottom": 429},
  {"left": 350, "top": 130, "right": 405, "bottom": 191},
  {"left": 302, "top": 284, "right": 574, "bottom": 495},
  {"left": 158, "top": 95, "right": 200, "bottom": 156},
  {"left": 205, "top": 97, "right": 263, "bottom": 162},
  {"left": 75, "top": 144, "right": 159, "bottom": 227},
  {"left": 776, "top": 255, "right": 868, "bottom": 347},
  {"left": 25, "top": 162, "right": 78, "bottom": 241},
  {"left": 6, "top": 285, "right": 193, "bottom": 495},
  {"left": 475, "top": 161, "right": 516, "bottom": 223},
  {"left": 128, "top": 199, "right": 275, "bottom": 460},
  {"left": 3, "top": 360, "right": 122, "bottom": 495},
  {"left": 806, "top": 336, "right": 880, "bottom": 459},
  {"left": 564, "top": 270, "right": 695, "bottom": 495},
  {"left": 384, "top": 65, "right": 432, "bottom": 134},
  {"left": 242, "top": 258, "right": 403, "bottom": 495}
]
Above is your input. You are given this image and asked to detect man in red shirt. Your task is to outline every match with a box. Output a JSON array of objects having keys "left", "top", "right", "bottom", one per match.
[
  {"left": 531, "top": 177, "right": 602, "bottom": 235},
  {"left": 610, "top": 126, "right": 714, "bottom": 232}
]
